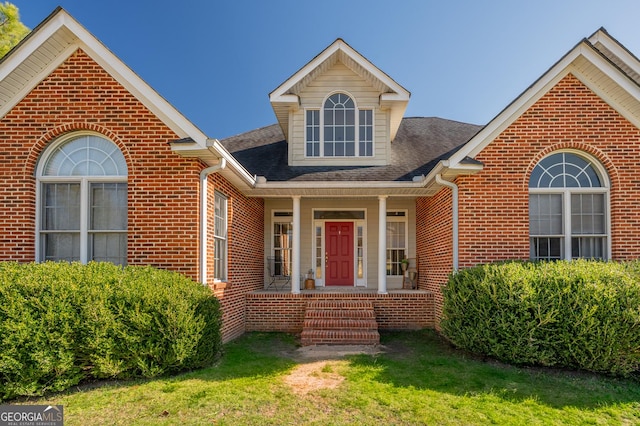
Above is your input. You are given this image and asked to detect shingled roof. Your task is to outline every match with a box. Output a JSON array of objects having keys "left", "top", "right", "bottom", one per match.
[{"left": 219, "top": 117, "right": 482, "bottom": 182}]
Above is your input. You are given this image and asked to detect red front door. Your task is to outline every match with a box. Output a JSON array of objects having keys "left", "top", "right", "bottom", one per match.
[{"left": 325, "top": 222, "right": 354, "bottom": 286}]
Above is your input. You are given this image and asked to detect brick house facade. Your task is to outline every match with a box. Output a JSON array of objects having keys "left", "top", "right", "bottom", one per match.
[{"left": 2, "top": 9, "right": 640, "bottom": 344}]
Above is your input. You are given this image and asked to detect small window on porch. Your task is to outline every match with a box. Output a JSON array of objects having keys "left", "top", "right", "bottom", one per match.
[
  {"left": 273, "top": 211, "right": 293, "bottom": 276},
  {"left": 386, "top": 211, "right": 407, "bottom": 276}
]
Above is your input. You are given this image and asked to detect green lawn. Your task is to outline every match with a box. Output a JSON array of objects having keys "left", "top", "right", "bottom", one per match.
[{"left": 24, "top": 330, "right": 640, "bottom": 425}]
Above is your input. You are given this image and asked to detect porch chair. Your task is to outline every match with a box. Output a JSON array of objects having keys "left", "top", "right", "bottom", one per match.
[{"left": 266, "top": 256, "right": 291, "bottom": 290}]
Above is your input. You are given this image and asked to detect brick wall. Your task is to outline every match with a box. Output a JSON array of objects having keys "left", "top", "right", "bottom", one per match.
[
  {"left": 416, "top": 190, "right": 453, "bottom": 323},
  {"left": 457, "top": 73, "right": 640, "bottom": 266},
  {"left": 1, "top": 49, "right": 202, "bottom": 278},
  {"left": 208, "top": 173, "right": 264, "bottom": 342},
  {"left": 418, "top": 73, "right": 640, "bottom": 323},
  {"left": 0, "top": 48, "right": 265, "bottom": 342},
  {"left": 245, "top": 292, "right": 435, "bottom": 332}
]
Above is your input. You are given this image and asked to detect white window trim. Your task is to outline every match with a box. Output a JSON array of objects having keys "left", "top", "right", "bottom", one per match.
[
  {"left": 386, "top": 210, "right": 408, "bottom": 276},
  {"left": 214, "top": 191, "right": 228, "bottom": 282},
  {"left": 304, "top": 91, "right": 375, "bottom": 158},
  {"left": 528, "top": 150, "right": 611, "bottom": 260},
  {"left": 271, "top": 210, "right": 293, "bottom": 275},
  {"left": 35, "top": 132, "right": 127, "bottom": 264}
]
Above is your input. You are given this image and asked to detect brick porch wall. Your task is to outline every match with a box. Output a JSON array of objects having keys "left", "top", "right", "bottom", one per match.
[{"left": 245, "top": 291, "right": 435, "bottom": 333}]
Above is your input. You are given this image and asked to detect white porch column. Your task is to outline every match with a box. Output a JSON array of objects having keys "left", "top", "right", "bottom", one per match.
[
  {"left": 378, "top": 195, "right": 388, "bottom": 294},
  {"left": 291, "top": 196, "right": 301, "bottom": 294}
]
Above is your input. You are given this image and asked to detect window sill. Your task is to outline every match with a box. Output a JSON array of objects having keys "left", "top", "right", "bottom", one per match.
[{"left": 212, "top": 281, "right": 230, "bottom": 290}]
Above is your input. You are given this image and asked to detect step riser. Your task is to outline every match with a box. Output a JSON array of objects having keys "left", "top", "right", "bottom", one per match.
[
  {"left": 303, "top": 319, "right": 378, "bottom": 329},
  {"left": 305, "top": 310, "right": 375, "bottom": 319},
  {"left": 306, "top": 301, "right": 375, "bottom": 310},
  {"left": 301, "top": 330, "right": 380, "bottom": 346},
  {"left": 301, "top": 299, "right": 380, "bottom": 346}
]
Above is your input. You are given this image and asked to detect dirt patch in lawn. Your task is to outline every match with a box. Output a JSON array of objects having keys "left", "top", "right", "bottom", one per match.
[
  {"left": 282, "top": 344, "right": 385, "bottom": 395},
  {"left": 284, "top": 360, "right": 347, "bottom": 395}
]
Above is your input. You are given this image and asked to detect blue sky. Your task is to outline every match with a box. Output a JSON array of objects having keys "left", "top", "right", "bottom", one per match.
[{"left": 13, "top": 1, "right": 640, "bottom": 139}]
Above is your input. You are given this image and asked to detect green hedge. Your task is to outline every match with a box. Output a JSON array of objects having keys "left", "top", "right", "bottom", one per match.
[
  {"left": 0, "top": 262, "right": 222, "bottom": 401},
  {"left": 441, "top": 260, "right": 640, "bottom": 377}
]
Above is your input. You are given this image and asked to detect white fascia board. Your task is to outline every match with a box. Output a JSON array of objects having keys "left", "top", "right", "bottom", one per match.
[
  {"left": 269, "top": 93, "right": 300, "bottom": 109},
  {"left": 0, "top": 12, "right": 79, "bottom": 118},
  {"left": 342, "top": 42, "right": 410, "bottom": 99},
  {"left": 421, "top": 159, "right": 482, "bottom": 184},
  {"left": 0, "top": 43, "right": 78, "bottom": 119},
  {"left": 270, "top": 41, "right": 342, "bottom": 100},
  {"left": 589, "top": 30, "right": 640, "bottom": 76},
  {"left": 1, "top": 9, "right": 210, "bottom": 146},
  {"left": 380, "top": 91, "right": 410, "bottom": 103},
  {"left": 270, "top": 39, "right": 410, "bottom": 101},
  {"left": 207, "top": 138, "right": 257, "bottom": 186},
  {"left": 0, "top": 13, "right": 68, "bottom": 82},
  {"left": 448, "top": 42, "right": 640, "bottom": 166},
  {"left": 255, "top": 179, "right": 427, "bottom": 191},
  {"left": 65, "top": 19, "right": 209, "bottom": 147}
]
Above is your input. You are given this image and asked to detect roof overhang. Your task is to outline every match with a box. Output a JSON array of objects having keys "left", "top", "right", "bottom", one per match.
[
  {"left": 0, "top": 8, "right": 211, "bottom": 146},
  {"left": 269, "top": 39, "right": 410, "bottom": 141},
  {"left": 0, "top": 7, "right": 258, "bottom": 192},
  {"left": 447, "top": 30, "right": 640, "bottom": 169},
  {"left": 248, "top": 158, "right": 483, "bottom": 198},
  {"left": 170, "top": 138, "right": 257, "bottom": 192}
]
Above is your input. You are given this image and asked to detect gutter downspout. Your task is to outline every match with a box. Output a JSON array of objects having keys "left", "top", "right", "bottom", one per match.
[
  {"left": 200, "top": 158, "right": 227, "bottom": 284},
  {"left": 435, "top": 174, "right": 459, "bottom": 272}
]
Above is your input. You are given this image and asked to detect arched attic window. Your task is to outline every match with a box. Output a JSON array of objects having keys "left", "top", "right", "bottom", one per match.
[
  {"left": 528, "top": 151, "right": 609, "bottom": 260},
  {"left": 37, "top": 134, "right": 128, "bottom": 265},
  {"left": 305, "top": 92, "right": 373, "bottom": 157}
]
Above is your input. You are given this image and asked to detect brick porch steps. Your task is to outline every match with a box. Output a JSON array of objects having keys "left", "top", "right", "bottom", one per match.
[{"left": 300, "top": 299, "right": 380, "bottom": 345}]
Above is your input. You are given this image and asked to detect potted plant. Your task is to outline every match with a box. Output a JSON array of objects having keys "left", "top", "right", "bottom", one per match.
[
  {"left": 401, "top": 258, "right": 409, "bottom": 273},
  {"left": 304, "top": 269, "right": 315, "bottom": 289}
]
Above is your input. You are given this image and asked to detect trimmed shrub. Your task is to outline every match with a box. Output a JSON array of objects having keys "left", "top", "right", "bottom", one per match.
[
  {"left": 441, "top": 260, "right": 640, "bottom": 377},
  {"left": 0, "top": 262, "right": 221, "bottom": 401}
]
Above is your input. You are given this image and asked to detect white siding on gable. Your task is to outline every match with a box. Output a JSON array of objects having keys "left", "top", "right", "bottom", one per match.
[{"left": 288, "top": 62, "right": 391, "bottom": 166}]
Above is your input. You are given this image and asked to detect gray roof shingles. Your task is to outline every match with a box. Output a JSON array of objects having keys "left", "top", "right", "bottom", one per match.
[{"left": 220, "top": 117, "right": 482, "bottom": 182}]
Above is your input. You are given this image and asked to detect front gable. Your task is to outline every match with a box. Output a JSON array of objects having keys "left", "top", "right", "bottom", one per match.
[
  {"left": 445, "top": 29, "right": 640, "bottom": 171},
  {"left": 269, "top": 39, "right": 410, "bottom": 167},
  {"left": 0, "top": 7, "right": 256, "bottom": 192}
]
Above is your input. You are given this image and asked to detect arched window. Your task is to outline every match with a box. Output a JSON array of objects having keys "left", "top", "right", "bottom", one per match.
[
  {"left": 529, "top": 151, "right": 609, "bottom": 260},
  {"left": 37, "top": 134, "right": 128, "bottom": 265},
  {"left": 305, "top": 92, "right": 373, "bottom": 157}
]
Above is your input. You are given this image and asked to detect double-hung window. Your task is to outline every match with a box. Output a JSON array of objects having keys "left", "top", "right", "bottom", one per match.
[
  {"left": 305, "top": 93, "right": 373, "bottom": 157},
  {"left": 37, "top": 134, "right": 128, "bottom": 265},
  {"left": 529, "top": 151, "right": 609, "bottom": 260},
  {"left": 386, "top": 211, "right": 407, "bottom": 275},
  {"left": 214, "top": 191, "right": 228, "bottom": 281},
  {"left": 272, "top": 211, "right": 293, "bottom": 277}
]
